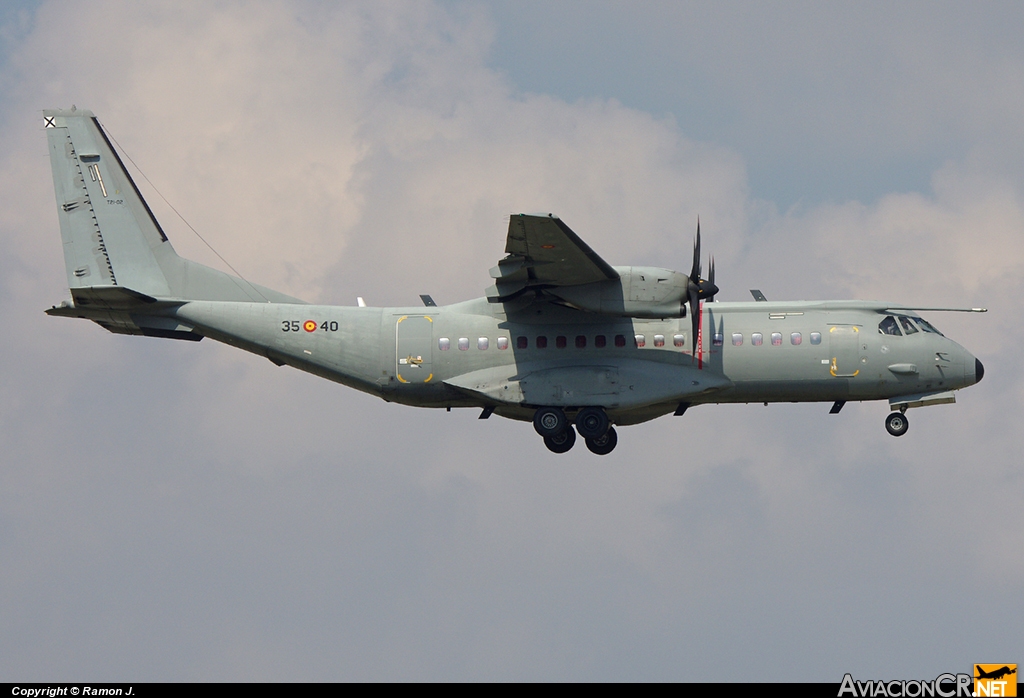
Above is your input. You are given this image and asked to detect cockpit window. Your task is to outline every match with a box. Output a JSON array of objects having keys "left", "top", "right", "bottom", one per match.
[
  {"left": 878, "top": 316, "right": 902, "bottom": 336},
  {"left": 914, "top": 317, "right": 943, "bottom": 336},
  {"left": 897, "top": 316, "right": 918, "bottom": 335}
]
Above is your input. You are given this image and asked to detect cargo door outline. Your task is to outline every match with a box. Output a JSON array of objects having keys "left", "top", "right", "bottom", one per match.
[
  {"left": 396, "top": 315, "right": 433, "bottom": 383},
  {"left": 829, "top": 325, "right": 861, "bottom": 377}
]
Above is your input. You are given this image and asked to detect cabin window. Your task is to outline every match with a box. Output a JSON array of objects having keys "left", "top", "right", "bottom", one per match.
[
  {"left": 752, "top": 333, "right": 763, "bottom": 346},
  {"left": 810, "top": 332, "right": 821, "bottom": 345},
  {"left": 653, "top": 334, "right": 665, "bottom": 347},
  {"left": 791, "top": 332, "right": 802, "bottom": 345},
  {"left": 438, "top": 337, "right": 450, "bottom": 351},
  {"left": 497, "top": 336, "right": 509, "bottom": 350},
  {"left": 878, "top": 316, "right": 902, "bottom": 336},
  {"left": 732, "top": 333, "right": 743, "bottom": 346},
  {"left": 635, "top": 334, "right": 646, "bottom": 348},
  {"left": 536, "top": 336, "right": 548, "bottom": 349},
  {"left": 458, "top": 337, "right": 469, "bottom": 351},
  {"left": 615, "top": 334, "right": 627, "bottom": 348},
  {"left": 516, "top": 336, "right": 528, "bottom": 349},
  {"left": 673, "top": 334, "right": 686, "bottom": 347},
  {"left": 595, "top": 335, "right": 607, "bottom": 348},
  {"left": 575, "top": 335, "right": 587, "bottom": 348},
  {"left": 556, "top": 336, "right": 567, "bottom": 349},
  {"left": 478, "top": 337, "right": 489, "bottom": 350},
  {"left": 771, "top": 332, "right": 783, "bottom": 346},
  {"left": 713, "top": 333, "right": 724, "bottom": 346},
  {"left": 898, "top": 316, "right": 919, "bottom": 335}
]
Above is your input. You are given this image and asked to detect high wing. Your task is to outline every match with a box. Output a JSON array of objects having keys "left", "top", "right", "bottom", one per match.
[{"left": 486, "top": 213, "right": 619, "bottom": 301}]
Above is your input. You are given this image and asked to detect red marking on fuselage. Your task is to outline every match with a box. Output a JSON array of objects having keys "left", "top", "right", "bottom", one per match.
[{"left": 697, "top": 301, "right": 704, "bottom": 369}]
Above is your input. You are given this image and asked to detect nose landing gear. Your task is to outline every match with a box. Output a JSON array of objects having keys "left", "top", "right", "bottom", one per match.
[{"left": 885, "top": 411, "right": 909, "bottom": 437}]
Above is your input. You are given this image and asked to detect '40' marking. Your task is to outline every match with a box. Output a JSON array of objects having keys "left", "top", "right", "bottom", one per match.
[{"left": 282, "top": 320, "right": 339, "bottom": 332}]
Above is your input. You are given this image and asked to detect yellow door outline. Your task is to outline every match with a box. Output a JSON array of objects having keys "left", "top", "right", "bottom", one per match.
[
  {"left": 829, "top": 325, "right": 860, "bottom": 377},
  {"left": 396, "top": 315, "right": 434, "bottom": 384}
]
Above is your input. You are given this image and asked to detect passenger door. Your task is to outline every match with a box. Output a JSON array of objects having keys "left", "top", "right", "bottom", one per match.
[{"left": 828, "top": 325, "right": 862, "bottom": 377}]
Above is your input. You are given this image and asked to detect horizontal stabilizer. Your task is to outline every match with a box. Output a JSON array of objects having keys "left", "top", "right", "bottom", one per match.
[
  {"left": 46, "top": 298, "right": 202, "bottom": 341},
  {"left": 65, "top": 285, "right": 157, "bottom": 309}
]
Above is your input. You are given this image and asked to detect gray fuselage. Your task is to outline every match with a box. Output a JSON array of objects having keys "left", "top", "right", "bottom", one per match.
[{"left": 170, "top": 297, "right": 980, "bottom": 427}]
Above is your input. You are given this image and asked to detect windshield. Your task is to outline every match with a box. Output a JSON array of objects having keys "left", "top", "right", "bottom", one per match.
[
  {"left": 897, "top": 316, "right": 919, "bottom": 335},
  {"left": 913, "top": 316, "right": 944, "bottom": 336}
]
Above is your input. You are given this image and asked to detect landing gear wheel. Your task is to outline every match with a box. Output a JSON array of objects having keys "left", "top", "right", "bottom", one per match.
[
  {"left": 575, "top": 407, "right": 610, "bottom": 440},
  {"left": 544, "top": 426, "right": 577, "bottom": 453},
  {"left": 585, "top": 426, "right": 618, "bottom": 455},
  {"left": 885, "top": 412, "right": 909, "bottom": 437},
  {"left": 533, "top": 407, "right": 568, "bottom": 437}
]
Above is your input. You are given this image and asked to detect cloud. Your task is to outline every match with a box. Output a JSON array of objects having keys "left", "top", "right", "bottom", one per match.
[
  {"left": 1, "top": 0, "right": 1021, "bottom": 681},
  {"left": 484, "top": 1, "right": 1024, "bottom": 207}
]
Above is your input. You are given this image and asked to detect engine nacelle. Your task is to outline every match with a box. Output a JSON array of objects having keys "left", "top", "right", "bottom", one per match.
[{"left": 549, "top": 266, "right": 690, "bottom": 319}]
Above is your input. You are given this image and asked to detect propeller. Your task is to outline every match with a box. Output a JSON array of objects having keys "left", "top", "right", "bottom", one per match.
[{"left": 686, "top": 219, "right": 719, "bottom": 358}]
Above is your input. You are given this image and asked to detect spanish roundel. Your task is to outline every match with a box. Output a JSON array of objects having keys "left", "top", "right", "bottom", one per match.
[{"left": 303, "top": 320, "right": 317, "bottom": 332}]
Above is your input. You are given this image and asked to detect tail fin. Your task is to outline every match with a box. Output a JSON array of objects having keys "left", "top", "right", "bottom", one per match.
[{"left": 43, "top": 108, "right": 303, "bottom": 315}]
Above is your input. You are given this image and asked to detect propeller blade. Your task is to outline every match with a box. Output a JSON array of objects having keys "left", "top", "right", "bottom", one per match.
[
  {"left": 690, "top": 219, "right": 702, "bottom": 282},
  {"left": 708, "top": 256, "right": 716, "bottom": 302}
]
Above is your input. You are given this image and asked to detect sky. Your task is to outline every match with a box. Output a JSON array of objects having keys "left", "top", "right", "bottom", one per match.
[{"left": 1, "top": 0, "right": 1022, "bottom": 681}]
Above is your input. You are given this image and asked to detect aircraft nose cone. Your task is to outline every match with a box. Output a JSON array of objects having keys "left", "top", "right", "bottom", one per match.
[{"left": 975, "top": 357, "right": 984, "bottom": 384}]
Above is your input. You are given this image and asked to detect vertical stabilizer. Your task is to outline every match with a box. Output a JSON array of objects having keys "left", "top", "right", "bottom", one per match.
[
  {"left": 43, "top": 108, "right": 304, "bottom": 306},
  {"left": 45, "top": 108, "right": 173, "bottom": 299}
]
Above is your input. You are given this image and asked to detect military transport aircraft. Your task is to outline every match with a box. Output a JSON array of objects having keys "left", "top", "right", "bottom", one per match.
[{"left": 42, "top": 108, "right": 986, "bottom": 455}]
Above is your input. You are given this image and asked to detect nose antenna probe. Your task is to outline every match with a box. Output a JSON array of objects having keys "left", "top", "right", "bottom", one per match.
[{"left": 883, "top": 307, "right": 987, "bottom": 313}]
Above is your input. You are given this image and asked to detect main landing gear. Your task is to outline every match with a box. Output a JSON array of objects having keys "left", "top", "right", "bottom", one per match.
[
  {"left": 543, "top": 427, "right": 576, "bottom": 454},
  {"left": 885, "top": 410, "right": 909, "bottom": 437},
  {"left": 534, "top": 407, "right": 618, "bottom": 455}
]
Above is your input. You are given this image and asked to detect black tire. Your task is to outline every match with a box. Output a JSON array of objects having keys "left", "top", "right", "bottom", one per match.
[
  {"left": 534, "top": 407, "right": 568, "bottom": 437},
  {"left": 575, "top": 407, "right": 610, "bottom": 440},
  {"left": 585, "top": 426, "right": 618, "bottom": 455},
  {"left": 885, "top": 412, "right": 909, "bottom": 437},
  {"left": 544, "top": 426, "right": 576, "bottom": 453}
]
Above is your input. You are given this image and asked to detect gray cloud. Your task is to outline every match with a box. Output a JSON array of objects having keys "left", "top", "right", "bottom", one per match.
[{"left": 483, "top": 0, "right": 1024, "bottom": 207}]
